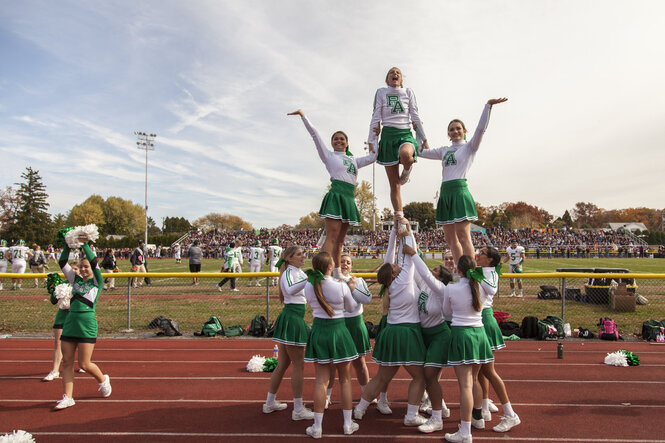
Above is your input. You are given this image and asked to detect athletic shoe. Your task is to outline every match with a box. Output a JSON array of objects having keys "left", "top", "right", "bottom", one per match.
[
  {"left": 471, "top": 417, "right": 485, "bottom": 429},
  {"left": 54, "top": 394, "right": 75, "bottom": 410},
  {"left": 98, "top": 374, "right": 112, "bottom": 397},
  {"left": 419, "top": 395, "right": 432, "bottom": 413},
  {"left": 517, "top": 292, "right": 523, "bottom": 297},
  {"left": 509, "top": 291, "right": 516, "bottom": 297},
  {"left": 444, "top": 429, "right": 472, "bottom": 443},
  {"left": 398, "top": 166, "right": 412, "bottom": 185},
  {"left": 493, "top": 414, "right": 521, "bottom": 432},
  {"left": 376, "top": 399, "right": 392, "bottom": 415},
  {"left": 325, "top": 395, "right": 331, "bottom": 409},
  {"left": 442, "top": 407, "right": 451, "bottom": 418},
  {"left": 216, "top": 283, "right": 222, "bottom": 292},
  {"left": 255, "top": 282, "right": 261, "bottom": 287},
  {"left": 488, "top": 399, "right": 499, "bottom": 413},
  {"left": 262, "top": 401, "right": 287, "bottom": 413},
  {"left": 292, "top": 407, "right": 314, "bottom": 421},
  {"left": 231, "top": 288, "right": 239, "bottom": 292},
  {"left": 418, "top": 416, "right": 443, "bottom": 433},
  {"left": 343, "top": 422, "right": 359, "bottom": 435},
  {"left": 78, "top": 368, "right": 86, "bottom": 373},
  {"left": 404, "top": 414, "right": 428, "bottom": 426},
  {"left": 305, "top": 426, "right": 322, "bottom": 439},
  {"left": 482, "top": 410, "right": 492, "bottom": 421},
  {"left": 353, "top": 406, "right": 366, "bottom": 420},
  {"left": 42, "top": 370, "right": 59, "bottom": 381}
]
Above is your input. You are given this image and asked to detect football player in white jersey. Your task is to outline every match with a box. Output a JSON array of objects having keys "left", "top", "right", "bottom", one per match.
[
  {"left": 504, "top": 239, "right": 525, "bottom": 297},
  {"left": 267, "top": 239, "right": 283, "bottom": 287},
  {"left": 173, "top": 243, "right": 181, "bottom": 264},
  {"left": 248, "top": 241, "right": 266, "bottom": 286},
  {"left": 0, "top": 239, "right": 9, "bottom": 290},
  {"left": 9, "top": 239, "right": 31, "bottom": 290}
]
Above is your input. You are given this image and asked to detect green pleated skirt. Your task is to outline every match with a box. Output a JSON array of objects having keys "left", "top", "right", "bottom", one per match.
[
  {"left": 272, "top": 304, "right": 308, "bottom": 347},
  {"left": 319, "top": 180, "right": 361, "bottom": 226},
  {"left": 345, "top": 314, "right": 371, "bottom": 356},
  {"left": 371, "top": 322, "right": 425, "bottom": 366},
  {"left": 482, "top": 308, "right": 506, "bottom": 351},
  {"left": 377, "top": 126, "right": 419, "bottom": 166},
  {"left": 447, "top": 325, "right": 494, "bottom": 366},
  {"left": 422, "top": 321, "right": 452, "bottom": 368},
  {"left": 436, "top": 179, "right": 478, "bottom": 225},
  {"left": 305, "top": 317, "right": 359, "bottom": 364}
]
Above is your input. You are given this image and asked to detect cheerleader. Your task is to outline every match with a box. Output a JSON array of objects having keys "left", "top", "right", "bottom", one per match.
[
  {"left": 353, "top": 222, "right": 427, "bottom": 427},
  {"left": 442, "top": 255, "right": 494, "bottom": 443},
  {"left": 303, "top": 252, "right": 360, "bottom": 438},
  {"left": 474, "top": 246, "right": 521, "bottom": 433},
  {"left": 288, "top": 109, "right": 377, "bottom": 278},
  {"left": 418, "top": 98, "right": 507, "bottom": 263},
  {"left": 262, "top": 246, "right": 314, "bottom": 421},
  {"left": 55, "top": 238, "right": 111, "bottom": 410},
  {"left": 402, "top": 243, "right": 454, "bottom": 433},
  {"left": 367, "top": 67, "right": 429, "bottom": 223}
]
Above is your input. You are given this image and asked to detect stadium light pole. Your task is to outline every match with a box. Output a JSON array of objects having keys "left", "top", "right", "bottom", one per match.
[
  {"left": 364, "top": 142, "right": 376, "bottom": 231},
  {"left": 135, "top": 131, "right": 156, "bottom": 246}
]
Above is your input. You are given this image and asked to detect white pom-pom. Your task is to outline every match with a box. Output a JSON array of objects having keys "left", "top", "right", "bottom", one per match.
[
  {"left": 604, "top": 351, "right": 628, "bottom": 367},
  {"left": 55, "top": 283, "right": 72, "bottom": 310},
  {"left": 247, "top": 355, "right": 267, "bottom": 372},
  {"left": 0, "top": 430, "right": 36, "bottom": 443},
  {"left": 65, "top": 224, "right": 99, "bottom": 248}
]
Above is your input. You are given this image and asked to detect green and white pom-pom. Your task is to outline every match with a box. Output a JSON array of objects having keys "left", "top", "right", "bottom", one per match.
[
  {"left": 263, "top": 357, "right": 278, "bottom": 372},
  {"left": 246, "top": 355, "right": 266, "bottom": 372},
  {"left": 604, "top": 351, "right": 628, "bottom": 367},
  {"left": 0, "top": 430, "right": 36, "bottom": 443},
  {"left": 65, "top": 224, "right": 99, "bottom": 248},
  {"left": 620, "top": 349, "right": 640, "bottom": 366},
  {"left": 54, "top": 283, "right": 73, "bottom": 310}
]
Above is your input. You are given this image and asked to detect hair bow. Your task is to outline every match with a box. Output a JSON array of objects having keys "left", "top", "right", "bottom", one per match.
[
  {"left": 345, "top": 147, "right": 353, "bottom": 157},
  {"left": 494, "top": 263, "right": 503, "bottom": 276},
  {"left": 378, "top": 284, "right": 386, "bottom": 297},
  {"left": 465, "top": 267, "right": 484, "bottom": 283},
  {"left": 275, "top": 258, "right": 285, "bottom": 268},
  {"left": 305, "top": 269, "right": 325, "bottom": 284}
]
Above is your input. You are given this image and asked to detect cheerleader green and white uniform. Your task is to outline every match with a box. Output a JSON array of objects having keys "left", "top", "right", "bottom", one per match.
[
  {"left": 368, "top": 86, "right": 427, "bottom": 166},
  {"left": 442, "top": 278, "right": 494, "bottom": 366},
  {"left": 480, "top": 267, "right": 505, "bottom": 351},
  {"left": 297, "top": 115, "right": 376, "bottom": 225},
  {"left": 343, "top": 276, "right": 373, "bottom": 357},
  {"left": 412, "top": 254, "right": 452, "bottom": 368},
  {"left": 371, "top": 227, "right": 425, "bottom": 366},
  {"left": 418, "top": 103, "right": 495, "bottom": 225},
  {"left": 272, "top": 265, "right": 309, "bottom": 346},
  {"left": 59, "top": 243, "right": 103, "bottom": 344},
  {"left": 304, "top": 277, "right": 359, "bottom": 364}
]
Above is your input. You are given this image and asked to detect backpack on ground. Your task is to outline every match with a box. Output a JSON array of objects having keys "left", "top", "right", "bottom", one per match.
[
  {"left": 499, "top": 321, "right": 521, "bottom": 337},
  {"left": 598, "top": 317, "right": 619, "bottom": 341},
  {"left": 641, "top": 319, "right": 665, "bottom": 341},
  {"left": 224, "top": 325, "right": 245, "bottom": 337},
  {"left": 248, "top": 314, "right": 268, "bottom": 337},
  {"left": 537, "top": 320, "right": 559, "bottom": 340},
  {"left": 520, "top": 316, "right": 539, "bottom": 338},
  {"left": 543, "top": 315, "right": 565, "bottom": 338},
  {"left": 578, "top": 326, "right": 595, "bottom": 339},
  {"left": 148, "top": 315, "right": 182, "bottom": 337},
  {"left": 537, "top": 285, "right": 561, "bottom": 300},
  {"left": 195, "top": 316, "right": 224, "bottom": 337},
  {"left": 265, "top": 320, "right": 276, "bottom": 338}
]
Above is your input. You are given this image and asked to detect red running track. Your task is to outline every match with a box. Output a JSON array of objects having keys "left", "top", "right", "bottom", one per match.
[{"left": 1, "top": 338, "right": 664, "bottom": 442}]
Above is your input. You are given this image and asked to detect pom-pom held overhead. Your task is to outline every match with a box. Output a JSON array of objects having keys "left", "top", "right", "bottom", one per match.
[
  {"left": 64, "top": 224, "right": 99, "bottom": 249},
  {"left": 246, "top": 355, "right": 267, "bottom": 372}
]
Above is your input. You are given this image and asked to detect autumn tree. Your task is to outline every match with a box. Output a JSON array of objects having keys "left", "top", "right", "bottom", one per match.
[
  {"left": 380, "top": 207, "right": 393, "bottom": 222},
  {"left": 296, "top": 211, "right": 324, "bottom": 229},
  {"left": 102, "top": 196, "right": 144, "bottom": 236},
  {"left": 572, "top": 202, "right": 602, "bottom": 228},
  {"left": 67, "top": 195, "right": 106, "bottom": 230},
  {"left": 0, "top": 186, "right": 21, "bottom": 233},
  {"left": 355, "top": 180, "right": 378, "bottom": 230},
  {"left": 5, "top": 167, "right": 52, "bottom": 245},
  {"left": 503, "top": 201, "right": 553, "bottom": 228},
  {"left": 163, "top": 216, "right": 192, "bottom": 234},
  {"left": 403, "top": 202, "right": 436, "bottom": 230},
  {"left": 193, "top": 213, "right": 253, "bottom": 232}
]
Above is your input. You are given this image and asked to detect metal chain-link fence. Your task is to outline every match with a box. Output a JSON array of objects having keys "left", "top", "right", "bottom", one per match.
[{"left": 1, "top": 272, "right": 663, "bottom": 338}]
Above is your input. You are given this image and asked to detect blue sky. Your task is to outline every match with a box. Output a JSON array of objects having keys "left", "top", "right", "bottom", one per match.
[{"left": 2, "top": 0, "right": 664, "bottom": 229}]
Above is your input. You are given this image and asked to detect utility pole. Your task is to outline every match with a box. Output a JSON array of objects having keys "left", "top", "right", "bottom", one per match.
[{"left": 135, "top": 132, "right": 156, "bottom": 246}]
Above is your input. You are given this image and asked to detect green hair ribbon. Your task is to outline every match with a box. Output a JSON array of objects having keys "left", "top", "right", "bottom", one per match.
[
  {"left": 305, "top": 269, "right": 325, "bottom": 285},
  {"left": 345, "top": 147, "right": 353, "bottom": 157},
  {"left": 275, "top": 258, "right": 284, "bottom": 269},
  {"left": 56, "top": 227, "right": 74, "bottom": 247},
  {"left": 465, "top": 267, "right": 484, "bottom": 283},
  {"left": 378, "top": 284, "right": 386, "bottom": 297}
]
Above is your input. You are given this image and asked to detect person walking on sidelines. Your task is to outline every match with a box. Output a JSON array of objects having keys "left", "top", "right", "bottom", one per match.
[
  {"left": 188, "top": 240, "right": 202, "bottom": 285},
  {"left": 29, "top": 244, "right": 48, "bottom": 288},
  {"left": 173, "top": 242, "right": 182, "bottom": 264},
  {"left": 216, "top": 241, "right": 243, "bottom": 292},
  {"left": 129, "top": 240, "right": 146, "bottom": 288},
  {"left": 303, "top": 251, "right": 360, "bottom": 438},
  {"left": 262, "top": 246, "right": 314, "bottom": 422},
  {"left": 54, "top": 226, "right": 111, "bottom": 410},
  {"left": 100, "top": 249, "right": 117, "bottom": 290}
]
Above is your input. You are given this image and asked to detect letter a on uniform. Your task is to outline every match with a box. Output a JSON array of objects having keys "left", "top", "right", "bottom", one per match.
[{"left": 386, "top": 95, "right": 405, "bottom": 114}]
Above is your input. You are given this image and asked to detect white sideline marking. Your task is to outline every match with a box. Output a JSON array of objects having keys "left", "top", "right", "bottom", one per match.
[{"left": 21, "top": 431, "right": 665, "bottom": 442}]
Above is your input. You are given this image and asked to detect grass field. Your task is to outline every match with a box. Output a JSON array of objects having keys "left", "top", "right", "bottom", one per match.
[{"left": 1, "top": 256, "right": 663, "bottom": 338}]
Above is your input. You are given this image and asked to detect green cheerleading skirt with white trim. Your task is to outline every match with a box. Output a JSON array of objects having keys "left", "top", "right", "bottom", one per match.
[
  {"left": 482, "top": 308, "right": 506, "bottom": 351},
  {"left": 447, "top": 325, "right": 494, "bottom": 366},
  {"left": 319, "top": 180, "right": 361, "bottom": 226},
  {"left": 272, "top": 304, "right": 308, "bottom": 347},
  {"left": 377, "top": 126, "right": 419, "bottom": 166},
  {"left": 371, "top": 322, "right": 425, "bottom": 366},
  {"left": 305, "top": 317, "right": 359, "bottom": 364},
  {"left": 61, "top": 311, "right": 98, "bottom": 340},
  {"left": 436, "top": 179, "right": 478, "bottom": 225},
  {"left": 422, "top": 321, "right": 451, "bottom": 368},
  {"left": 345, "top": 314, "right": 371, "bottom": 356}
]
